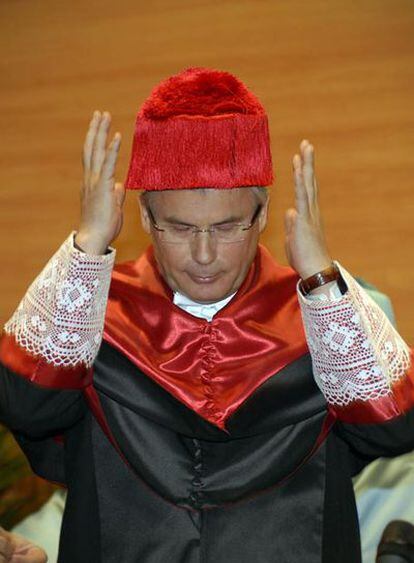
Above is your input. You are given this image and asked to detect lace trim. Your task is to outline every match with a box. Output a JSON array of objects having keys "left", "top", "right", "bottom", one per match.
[
  {"left": 297, "top": 262, "right": 411, "bottom": 406},
  {"left": 4, "top": 232, "right": 115, "bottom": 367}
]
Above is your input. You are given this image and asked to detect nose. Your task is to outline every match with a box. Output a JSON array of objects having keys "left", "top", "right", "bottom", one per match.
[{"left": 191, "top": 231, "right": 217, "bottom": 265}]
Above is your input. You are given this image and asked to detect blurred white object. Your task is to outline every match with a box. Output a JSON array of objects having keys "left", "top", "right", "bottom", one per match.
[
  {"left": 12, "top": 489, "right": 66, "bottom": 563},
  {"left": 353, "top": 280, "right": 414, "bottom": 563}
]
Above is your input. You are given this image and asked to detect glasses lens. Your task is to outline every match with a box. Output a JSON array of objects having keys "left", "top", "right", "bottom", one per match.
[
  {"left": 214, "top": 226, "right": 247, "bottom": 243},
  {"left": 151, "top": 204, "right": 261, "bottom": 244},
  {"left": 159, "top": 227, "right": 194, "bottom": 244},
  {"left": 158, "top": 226, "right": 248, "bottom": 244}
]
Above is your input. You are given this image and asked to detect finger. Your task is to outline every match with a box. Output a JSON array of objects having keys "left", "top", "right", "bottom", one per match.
[
  {"left": 91, "top": 111, "right": 111, "bottom": 177},
  {"left": 301, "top": 140, "right": 319, "bottom": 205},
  {"left": 284, "top": 208, "right": 297, "bottom": 236},
  {"left": 0, "top": 531, "right": 13, "bottom": 560},
  {"left": 83, "top": 110, "right": 101, "bottom": 174},
  {"left": 10, "top": 545, "right": 47, "bottom": 563},
  {"left": 284, "top": 209, "right": 296, "bottom": 267},
  {"left": 114, "top": 182, "right": 126, "bottom": 208},
  {"left": 8, "top": 531, "right": 47, "bottom": 563},
  {"left": 100, "top": 132, "right": 121, "bottom": 183},
  {"left": 300, "top": 138, "right": 310, "bottom": 153},
  {"left": 292, "top": 153, "right": 309, "bottom": 216},
  {"left": 301, "top": 140, "right": 314, "bottom": 187}
]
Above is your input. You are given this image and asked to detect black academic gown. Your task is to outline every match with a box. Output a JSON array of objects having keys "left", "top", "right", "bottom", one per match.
[{"left": 1, "top": 244, "right": 414, "bottom": 563}]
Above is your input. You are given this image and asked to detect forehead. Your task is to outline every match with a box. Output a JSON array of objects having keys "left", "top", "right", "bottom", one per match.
[{"left": 142, "top": 188, "right": 256, "bottom": 219}]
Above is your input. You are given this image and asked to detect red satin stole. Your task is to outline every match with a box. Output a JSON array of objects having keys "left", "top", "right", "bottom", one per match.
[
  {"left": 2, "top": 243, "right": 414, "bottom": 429},
  {"left": 103, "top": 244, "right": 309, "bottom": 430}
]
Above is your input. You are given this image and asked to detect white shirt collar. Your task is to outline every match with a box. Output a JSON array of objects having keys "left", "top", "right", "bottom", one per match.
[{"left": 173, "top": 290, "right": 237, "bottom": 322}]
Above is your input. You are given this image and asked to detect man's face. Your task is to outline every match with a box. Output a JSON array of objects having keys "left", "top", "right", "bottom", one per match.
[{"left": 138, "top": 188, "right": 269, "bottom": 304}]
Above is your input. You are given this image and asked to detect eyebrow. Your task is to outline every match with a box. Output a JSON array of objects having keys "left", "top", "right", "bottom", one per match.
[{"left": 162, "top": 214, "right": 245, "bottom": 227}]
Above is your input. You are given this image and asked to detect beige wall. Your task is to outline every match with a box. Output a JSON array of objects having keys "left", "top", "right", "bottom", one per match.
[{"left": 1, "top": 0, "right": 413, "bottom": 342}]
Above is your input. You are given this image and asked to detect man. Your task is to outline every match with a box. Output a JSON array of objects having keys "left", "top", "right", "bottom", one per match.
[{"left": 0, "top": 67, "right": 413, "bottom": 562}]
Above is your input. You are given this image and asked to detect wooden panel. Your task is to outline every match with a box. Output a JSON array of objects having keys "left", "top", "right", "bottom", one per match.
[{"left": 1, "top": 0, "right": 413, "bottom": 342}]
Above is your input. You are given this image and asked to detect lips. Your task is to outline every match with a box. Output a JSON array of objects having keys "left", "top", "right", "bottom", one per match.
[{"left": 188, "top": 273, "right": 220, "bottom": 284}]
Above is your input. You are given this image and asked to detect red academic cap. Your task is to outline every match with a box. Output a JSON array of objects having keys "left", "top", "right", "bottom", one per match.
[{"left": 124, "top": 67, "right": 273, "bottom": 191}]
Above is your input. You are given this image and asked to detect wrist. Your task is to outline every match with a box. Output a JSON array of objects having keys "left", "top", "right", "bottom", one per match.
[
  {"left": 74, "top": 231, "right": 109, "bottom": 255},
  {"left": 299, "top": 262, "right": 344, "bottom": 296},
  {"left": 297, "top": 259, "right": 333, "bottom": 281},
  {"left": 307, "top": 280, "right": 339, "bottom": 296}
]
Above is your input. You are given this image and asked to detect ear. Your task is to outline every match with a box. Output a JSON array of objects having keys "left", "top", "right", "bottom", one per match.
[
  {"left": 137, "top": 194, "right": 151, "bottom": 234},
  {"left": 258, "top": 195, "right": 270, "bottom": 233}
]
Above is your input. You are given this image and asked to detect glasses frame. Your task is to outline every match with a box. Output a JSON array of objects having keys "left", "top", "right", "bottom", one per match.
[{"left": 146, "top": 203, "right": 263, "bottom": 244}]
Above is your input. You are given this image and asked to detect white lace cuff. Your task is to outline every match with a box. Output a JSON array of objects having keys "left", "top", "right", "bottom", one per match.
[
  {"left": 4, "top": 232, "right": 115, "bottom": 368},
  {"left": 297, "top": 262, "right": 411, "bottom": 407}
]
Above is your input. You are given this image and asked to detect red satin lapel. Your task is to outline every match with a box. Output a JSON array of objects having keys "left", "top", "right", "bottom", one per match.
[{"left": 103, "top": 245, "right": 309, "bottom": 430}]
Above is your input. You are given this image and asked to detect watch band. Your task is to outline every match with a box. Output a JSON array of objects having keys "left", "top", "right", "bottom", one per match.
[{"left": 299, "top": 263, "right": 342, "bottom": 295}]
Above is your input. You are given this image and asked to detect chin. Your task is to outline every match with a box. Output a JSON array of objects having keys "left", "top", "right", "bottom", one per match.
[
  {"left": 184, "top": 288, "right": 229, "bottom": 304},
  {"left": 179, "top": 278, "right": 235, "bottom": 304}
]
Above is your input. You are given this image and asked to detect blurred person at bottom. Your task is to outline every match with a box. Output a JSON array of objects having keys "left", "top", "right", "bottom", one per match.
[{"left": 0, "top": 526, "right": 46, "bottom": 563}]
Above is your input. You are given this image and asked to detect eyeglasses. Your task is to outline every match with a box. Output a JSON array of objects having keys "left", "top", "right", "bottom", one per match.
[{"left": 146, "top": 204, "right": 263, "bottom": 244}]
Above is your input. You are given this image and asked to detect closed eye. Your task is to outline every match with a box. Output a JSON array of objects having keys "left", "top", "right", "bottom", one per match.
[
  {"left": 169, "top": 224, "right": 193, "bottom": 232},
  {"left": 214, "top": 223, "right": 238, "bottom": 232}
]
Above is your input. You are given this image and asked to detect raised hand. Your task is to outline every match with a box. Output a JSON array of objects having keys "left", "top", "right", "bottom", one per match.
[
  {"left": 75, "top": 110, "right": 126, "bottom": 255},
  {"left": 284, "top": 139, "right": 333, "bottom": 280}
]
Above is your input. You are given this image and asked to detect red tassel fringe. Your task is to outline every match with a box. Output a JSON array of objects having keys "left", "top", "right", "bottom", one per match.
[{"left": 124, "top": 113, "right": 273, "bottom": 190}]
